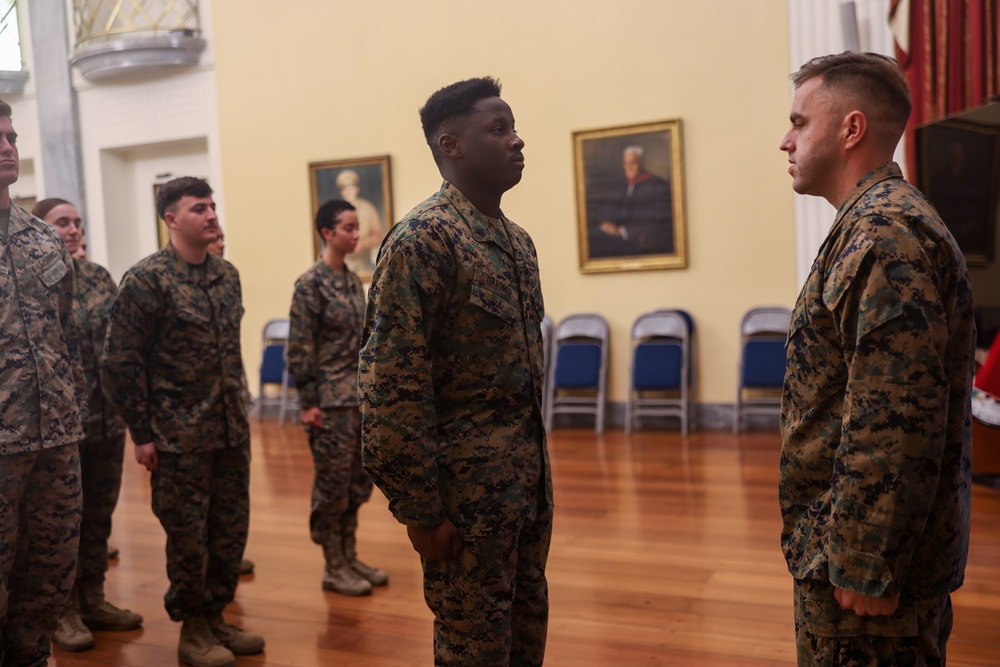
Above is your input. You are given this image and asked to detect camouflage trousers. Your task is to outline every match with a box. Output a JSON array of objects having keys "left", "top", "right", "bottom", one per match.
[
  {"left": 151, "top": 445, "right": 250, "bottom": 621},
  {"left": 421, "top": 485, "right": 552, "bottom": 667},
  {"left": 0, "top": 443, "right": 82, "bottom": 666},
  {"left": 794, "top": 579, "right": 953, "bottom": 667},
  {"left": 306, "top": 407, "right": 372, "bottom": 546},
  {"left": 77, "top": 431, "right": 126, "bottom": 581}
]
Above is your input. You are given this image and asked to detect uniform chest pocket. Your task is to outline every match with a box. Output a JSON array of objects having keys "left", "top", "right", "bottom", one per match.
[
  {"left": 175, "top": 305, "right": 213, "bottom": 330},
  {"left": 23, "top": 252, "right": 67, "bottom": 310},
  {"left": 469, "top": 283, "right": 518, "bottom": 328},
  {"left": 785, "top": 308, "right": 843, "bottom": 415}
]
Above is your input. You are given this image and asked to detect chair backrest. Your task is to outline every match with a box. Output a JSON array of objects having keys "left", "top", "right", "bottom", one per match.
[
  {"left": 654, "top": 308, "right": 695, "bottom": 334},
  {"left": 634, "top": 311, "right": 688, "bottom": 341},
  {"left": 741, "top": 339, "right": 787, "bottom": 388},
  {"left": 552, "top": 314, "right": 609, "bottom": 390},
  {"left": 554, "top": 344, "right": 603, "bottom": 388},
  {"left": 631, "top": 311, "right": 689, "bottom": 391},
  {"left": 555, "top": 313, "right": 609, "bottom": 344},
  {"left": 263, "top": 318, "right": 290, "bottom": 343},
  {"left": 741, "top": 307, "right": 791, "bottom": 337},
  {"left": 260, "top": 343, "right": 286, "bottom": 385}
]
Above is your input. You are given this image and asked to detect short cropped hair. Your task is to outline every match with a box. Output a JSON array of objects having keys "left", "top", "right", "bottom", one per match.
[
  {"left": 792, "top": 51, "right": 911, "bottom": 144},
  {"left": 419, "top": 77, "right": 502, "bottom": 163},
  {"left": 315, "top": 199, "right": 356, "bottom": 236},
  {"left": 32, "top": 198, "right": 73, "bottom": 221},
  {"left": 156, "top": 177, "right": 213, "bottom": 221},
  {"left": 0, "top": 99, "right": 10, "bottom": 119}
]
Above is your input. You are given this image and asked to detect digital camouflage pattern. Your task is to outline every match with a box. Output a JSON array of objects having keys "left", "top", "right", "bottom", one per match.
[
  {"left": 73, "top": 259, "right": 125, "bottom": 439},
  {"left": 76, "top": 431, "right": 125, "bottom": 581},
  {"left": 793, "top": 579, "right": 953, "bottom": 666},
  {"left": 0, "top": 445, "right": 82, "bottom": 666},
  {"left": 0, "top": 205, "right": 85, "bottom": 454},
  {"left": 287, "top": 260, "right": 365, "bottom": 409},
  {"left": 286, "top": 262, "right": 371, "bottom": 547},
  {"left": 421, "top": 488, "right": 552, "bottom": 666},
  {"left": 72, "top": 259, "right": 128, "bottom": 582},
  {"left": 0, "top": 205, "right": 84, "bottom": 666},
  {"left": 359, "top": 181, "right": 551, "bottom": 535},
  {"left": 103, "top": 244, "right": 250, "bottom": 621},
  {"left": 780, "top": 163, "right": 975, "bottom": 645},
  {"left": 359, "top": 181, "right": 552, "bottom": 665},
  {"left": 304, "top": 408, "right": 372, "bottom": 546},
  {"left": 103, "top": 244, "right": 250, "bottom": 453},
  {"left": 151, "top": 446, "right": 249, "bottom": 621}
]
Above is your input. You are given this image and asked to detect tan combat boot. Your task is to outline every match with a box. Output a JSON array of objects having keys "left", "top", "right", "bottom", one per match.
[
  {"left": 77, "top": 576, "right": 143, "bottom": 631},
  {"left": 207, "top": 614, "right": 265, "bottom": 655},
  {"left": 322, "top": 542, "right": 372, "bottom": 596},
  {"left": 343, "top": 533, "right": 388, "bottom": 586},
  {"left": 52, "top": 596, "right": 95, "bottom": 652},
  {"left": 178, "top": 616, "right": 235, "bottom": 667}
]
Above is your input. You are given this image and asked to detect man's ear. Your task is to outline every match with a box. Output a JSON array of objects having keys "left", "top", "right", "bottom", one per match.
[
  {"left": 163, "top": 210, "right": 178, "bottom": 230},
  {"left": 439, "top": 133, "right": 461, "bottom": 160},
  {"left": 843, "top": 110, "right": 867, "bottom": 150}
]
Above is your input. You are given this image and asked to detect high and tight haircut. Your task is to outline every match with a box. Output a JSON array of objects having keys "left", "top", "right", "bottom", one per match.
[
  {"left": 419, "top": 76, "right": 502, "bottom": 162},
  {"left": 792, "top": 51, "right": 911, "bottom": 143},
  {"left": 315, "top": 199, "right": 356, "bottom": 236},
  {"left": 156, "top": 176, "right": 213, "bottom": 221},
  {"left": 0, "top": 99, "right": 11, "bottom": 119},
  {"left": 32, "top": 198, "right": 73, "bottom": 221}
]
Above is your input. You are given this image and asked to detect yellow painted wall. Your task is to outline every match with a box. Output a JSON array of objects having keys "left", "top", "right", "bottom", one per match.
[{"left": 213, "top": 0, "right": 796, "bottom": 406}]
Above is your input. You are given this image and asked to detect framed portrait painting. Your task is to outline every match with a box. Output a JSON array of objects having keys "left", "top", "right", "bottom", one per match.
[
  {"left": 308, "top": 155, "right": 393, "bottom": 278},
  {"left": 573, "top": 120, "right": 687, "bottom": 273}
]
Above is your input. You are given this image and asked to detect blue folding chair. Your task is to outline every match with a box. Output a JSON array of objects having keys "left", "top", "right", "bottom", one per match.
[
  {"left": 544, "top": 314, "right": 609, "bottom": 433},
  {"left": 733, "top": 307, "right": 791, "bottom": 434},
  {"left": 626, "top": 310, "right": 694, "bottom": 435},
  {"left": 257, "top": 318, "right": 298, "bottom": 424}
]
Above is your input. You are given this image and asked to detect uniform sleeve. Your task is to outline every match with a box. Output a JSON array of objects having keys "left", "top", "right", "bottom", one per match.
[
  {"left": 59, "top": 250, "right": 89, "bottom": 426},
  {"left": 826, "top": 234, "right": 950, "bottom": 597},
  {"left": 286, "top": 277, "right": 321, "bottom": 410},
  {"left": 359, "top": 226, "right": 452, "bottom": 528},
  {"left": 102, "top": 270, "right": 160, "bottom": 445}
]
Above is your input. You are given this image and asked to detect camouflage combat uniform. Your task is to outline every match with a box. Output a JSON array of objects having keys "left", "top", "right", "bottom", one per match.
[
  {"left": 780, "top": 163, "right": 976, "bottom": 666},
  {"left": 286, "top": 260, "right": 373, "bottom": 548},
  {"left": 0, "top": 205, "right": 84, "bottom": 665},
  {"left": 72, "top": 259, "right": 128, "bottom": 585},
  {"left": 359, "top": 181, "right": 553, "bottom": 666},
  {"left": 103, "top": 244, "right": 250, "bottom": 622}
]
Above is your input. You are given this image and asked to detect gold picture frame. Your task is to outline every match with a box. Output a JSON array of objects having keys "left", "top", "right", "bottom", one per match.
[
  {"left": 573, "top": 120, "right": 687, "bottom": 273},
  {"left": 308, "top": 155, "right": 393, "bottom": 279}
]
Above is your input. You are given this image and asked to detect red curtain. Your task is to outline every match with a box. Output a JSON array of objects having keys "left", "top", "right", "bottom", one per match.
[{"left": 890, "top": 0, "right": 1000, "bottom": 178}]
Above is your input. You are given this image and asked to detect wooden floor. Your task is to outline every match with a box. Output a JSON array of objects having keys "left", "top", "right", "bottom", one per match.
[{"left": 50, "top": 423, "right": 1000, "bottom": 667}]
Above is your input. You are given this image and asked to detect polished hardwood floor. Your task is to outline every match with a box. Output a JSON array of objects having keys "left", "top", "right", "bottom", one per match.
[{"left": 50, "top": 423, "right": 1000, "bottom": 666}]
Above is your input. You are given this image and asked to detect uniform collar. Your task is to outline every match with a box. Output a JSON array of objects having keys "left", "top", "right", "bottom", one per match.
[
  {"left": 439, "top": 181, "right": 512, "bottom": 253},
  {"left": 834, "top": 161, "right": 904, "bottom": 224},
  {"left": 163, "top": 242, "right": 225, "bottom": 285},
  {"left": 8, "top": 204, "right": 38, "bottom": 237}
]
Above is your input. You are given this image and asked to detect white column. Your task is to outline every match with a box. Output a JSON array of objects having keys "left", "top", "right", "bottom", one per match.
[
  {"left": 27, "top": 0, "right": 86, "bottom": 214},
  {"left": 787, "top": 0, "right": 897, "bottom": 288}
]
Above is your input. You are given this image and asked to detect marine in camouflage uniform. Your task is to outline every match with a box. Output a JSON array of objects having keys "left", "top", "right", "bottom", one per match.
[
  {"left": 0, "top": 191, "right": 85, "bottom": 666},
  {"left": 287, "top": 227, "right": 385, "bottom": 595},
  {"left": 360, "top": 76, "right": 550, "bottom": 667},
  {"left": 71, "top": 259, "right": 128, "bottom": 589},
  {"left": 103, "top": 177, "right": 262, "bottom": 667},
  {"left": 33, "top": 197, "right": 143, "bottom": 651},
  {"left": 779, "top": 54, "right": 975, "bottom": 667}
]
